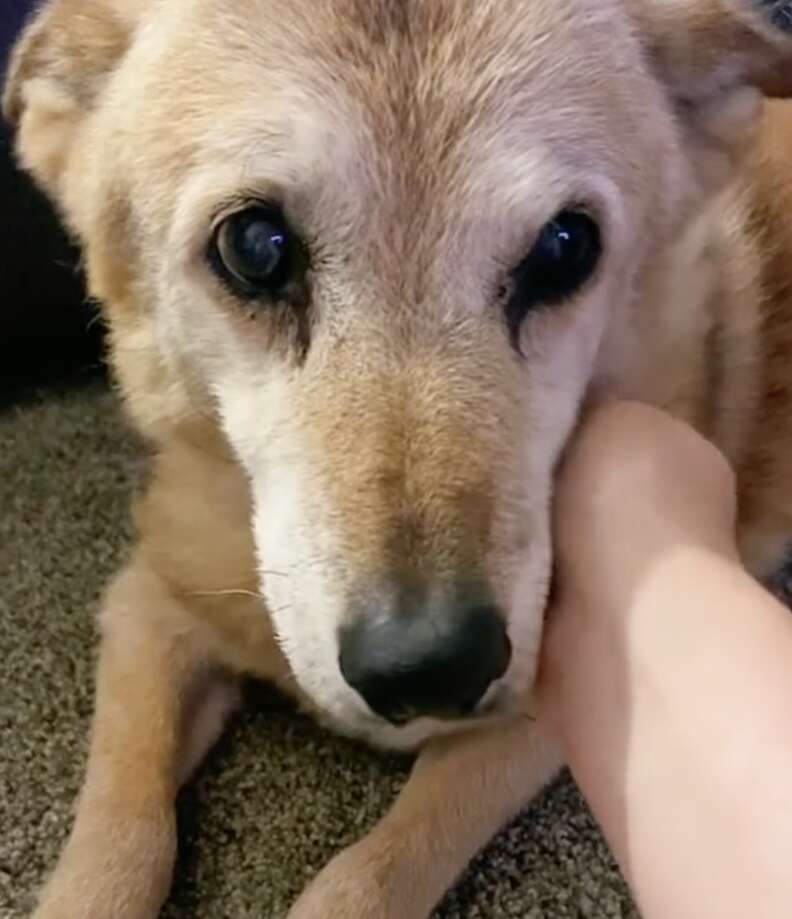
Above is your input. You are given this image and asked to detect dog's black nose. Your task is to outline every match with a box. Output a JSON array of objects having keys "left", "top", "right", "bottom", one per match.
[{"left": 338, "top": 582, "right": 512, "bottom": 725}]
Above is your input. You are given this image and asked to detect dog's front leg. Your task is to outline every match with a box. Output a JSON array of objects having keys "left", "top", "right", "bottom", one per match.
[
  {"left": 33, "top": 557, "right": 239, "bottom": 919},
  {"left": 288, "top": 714, "right": 561, "bottom": 919}
]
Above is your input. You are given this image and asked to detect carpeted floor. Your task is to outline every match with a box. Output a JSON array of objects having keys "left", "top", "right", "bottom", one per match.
[{"left": 0, "top": 380, "right": 637, "bottom": 919}]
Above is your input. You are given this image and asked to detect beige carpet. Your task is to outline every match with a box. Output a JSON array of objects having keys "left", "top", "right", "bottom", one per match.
[{"left": 0, "top": 380, "right": 637, "bottom": 919}]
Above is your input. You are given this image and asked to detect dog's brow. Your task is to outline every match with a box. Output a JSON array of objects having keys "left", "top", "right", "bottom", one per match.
[{"left": 209, "top": 190, "right": 281, "bottom": 224}]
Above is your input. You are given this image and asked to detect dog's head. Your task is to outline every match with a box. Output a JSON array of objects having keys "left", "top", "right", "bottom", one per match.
[{"left": 6, "top": 0, "right": 792, "bottom": 748}]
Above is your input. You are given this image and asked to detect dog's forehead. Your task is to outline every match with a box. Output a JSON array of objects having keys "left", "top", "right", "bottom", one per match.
[
  {"left": 224, "top": 0, "right": 635, "bottom": 153},
  {"left": 131, "top": 0, "right": 652, "bottom": 264},
  {"left": 144, "top": 0, "right": 640, "bottom": 170}
]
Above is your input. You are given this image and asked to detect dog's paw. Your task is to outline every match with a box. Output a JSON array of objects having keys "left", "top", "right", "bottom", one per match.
[{"left": 287, "top": 837, "right": 413, "bottom": 919}]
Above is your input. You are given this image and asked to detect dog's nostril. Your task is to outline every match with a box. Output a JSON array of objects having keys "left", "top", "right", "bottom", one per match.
[
  {"left": 458, "top": 691, "right": 486, "bottom": 716},
  {"left": 338, "top": 589, "right": 512, "bottom": 725}
]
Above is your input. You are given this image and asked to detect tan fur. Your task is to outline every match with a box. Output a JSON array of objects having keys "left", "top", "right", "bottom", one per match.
[{"left": 5, "top": 1, "right": 792, "bottom": 916}]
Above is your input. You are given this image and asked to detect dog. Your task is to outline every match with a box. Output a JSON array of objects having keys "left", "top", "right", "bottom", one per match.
[{"left": 5, "top": 0, "right": 792, "bottom": 916}]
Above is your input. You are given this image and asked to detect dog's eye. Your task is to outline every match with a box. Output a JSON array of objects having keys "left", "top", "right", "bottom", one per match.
[
  {"left": 506, "top": 210, "right": 601, "bottom": 336},
  {"left": 211, "top": 207, "right": 295, "bottom": 296}
]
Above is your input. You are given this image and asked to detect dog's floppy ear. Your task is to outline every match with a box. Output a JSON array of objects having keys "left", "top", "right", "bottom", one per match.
[
  {"left": 2, "top": 0, "right": 146, "bottom": 198},
  {"left": 630, "top": 0, "right": 792, "bottom": 187},
  {"left": 633, "top": 0, "right": 792, "bottom": 99}
]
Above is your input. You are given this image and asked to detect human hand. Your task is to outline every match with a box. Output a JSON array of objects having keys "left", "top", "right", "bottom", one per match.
[
  {"left": 539, "top": 400, "right": 739, "bottom": 743},
  {"left": 552, "top": 399, "right": 738, "bottom": 603}
]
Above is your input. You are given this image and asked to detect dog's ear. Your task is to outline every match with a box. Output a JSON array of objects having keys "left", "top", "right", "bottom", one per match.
[
  {"left": 2, "top": 0, "right": 147, "bottom": 198},
  {"left": 630, "top": 0, "right": 792, "bottom": 188},
  {"left": 633, "top": 0, "right": 792, "bottom": 98}
]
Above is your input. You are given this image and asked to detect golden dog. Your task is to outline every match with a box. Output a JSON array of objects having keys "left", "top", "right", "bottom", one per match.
[{"left": 5, "top": 0, "right": 792, "bottom": 916}]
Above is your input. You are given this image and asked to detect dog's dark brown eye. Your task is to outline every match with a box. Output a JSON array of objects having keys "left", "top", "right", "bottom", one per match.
[
  {"left": 505, "top": 210, "right": 601, "bottom": 342},
  {"left": 211, "top": 206, "right": 295, "bottom": 297}
]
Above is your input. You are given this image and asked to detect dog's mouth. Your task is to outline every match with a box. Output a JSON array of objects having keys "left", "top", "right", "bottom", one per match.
[
  {"left": 311, "top": 681, "right": 520, "bottom": 753},
  {"left": 376, "top": 679, "right": 509, "bottom": 728}
]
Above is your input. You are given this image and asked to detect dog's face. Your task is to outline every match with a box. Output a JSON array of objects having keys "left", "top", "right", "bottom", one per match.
[{"left": 6, "top": 0, "right": 792, "bottom": 748}]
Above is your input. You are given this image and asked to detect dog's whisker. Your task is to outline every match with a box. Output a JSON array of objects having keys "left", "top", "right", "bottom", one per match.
[
  {"left": 186, "top": 588, "right": 266, "bottom": 601},
  {"left": 184, "top": 589, "right": 294, "bottom": 619},
  {"left": 268, "top": 603, "right": 293, "bottom": 616}
]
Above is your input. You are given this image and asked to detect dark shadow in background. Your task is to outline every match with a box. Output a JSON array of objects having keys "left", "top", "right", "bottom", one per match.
[{"left": 1, "top": 1, "right": 106, "bottom": 407}]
